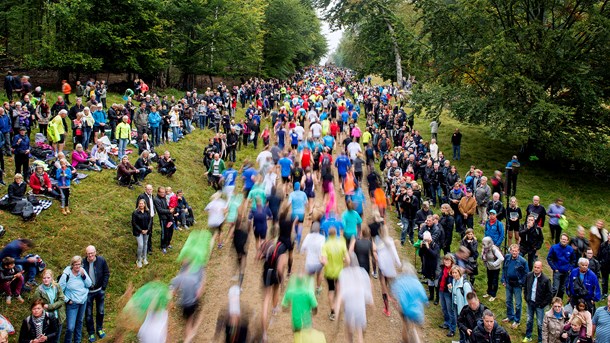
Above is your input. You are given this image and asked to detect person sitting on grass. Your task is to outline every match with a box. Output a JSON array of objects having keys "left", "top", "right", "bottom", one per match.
[
  {"left": 157, "top": 151, "right": 176, "bottom": 177},
  {"left": 29, "top": 162, "right": 60, "bottom": 199},
  {"left": 0, "top": 256, "right": 25, "bottom": 304},
  {"left": 134, "top": 150, "right": 154, "bottom": 181},
  {"left": 117, "top": 155, "right": 140, "bottom": 189},
  {"left": 71, "top": 144, "right": 101, "bottom": 171}
]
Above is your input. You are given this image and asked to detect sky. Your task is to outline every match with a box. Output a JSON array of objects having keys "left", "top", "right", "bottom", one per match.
[{"left": 320, "top": 20, "right": 343, "bottom": 65}]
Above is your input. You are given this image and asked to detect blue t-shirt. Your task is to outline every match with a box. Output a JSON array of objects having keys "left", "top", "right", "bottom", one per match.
[
  {"left": 242, "top": 168, "right": 257, "bottom": 190},
  {"left": 222, "top": 169, "right": 238, "bottom": 187},
  {"left": 288, "top": 190, "right": 308, "bottom": 215},
  {"left": 349, "top": 189, "right": 366, "bottom": 214},
  {"left": 341, "top": 111, "right": 349, "bottom": 123},
  {"left": 290, "top": 132, "right": 298, "bottom": 145},
  {"left": 334, "top": 155, "right": 351, "bottom": 176},
  {"left": 323, "top": 135, "right": 335, "bottom": 148},
  {"left": 320, "top": 112, "right": 328, "bottom": 121},
  {"left": 320, "top": 216, "right": 343, "bottom": 238},
  {"left": 277, "top": 130, "right": 286, "bottom": 148},
  {"left": 278, "top": 157, "right": 293, "bottom": 177},
  {"left": 249, "top": 206, "right": 272, "bottom": 231}
]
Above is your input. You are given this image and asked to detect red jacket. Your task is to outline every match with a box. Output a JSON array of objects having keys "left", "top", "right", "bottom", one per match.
[{"left": 29, "top": 172, "right": 52, "bottom": 194}]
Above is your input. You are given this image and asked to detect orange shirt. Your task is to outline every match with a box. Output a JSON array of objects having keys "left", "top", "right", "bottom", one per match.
[
  {"left": 374, "top": 188, "right": 387, "bottom": 208},
  {"left": 62, "top": 83, "right": 72, "bottom": 95}
]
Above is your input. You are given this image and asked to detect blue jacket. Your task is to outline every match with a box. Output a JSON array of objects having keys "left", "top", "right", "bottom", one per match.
[
  {"left": 59, "top": 266, "right": 92, "bottom": 304},
  {"left": 148, "top": 111, "right": 162, "bottom": 128},
  {"left": 501, "top": 254, "right": 529, "bottom": 286},
  {"left": 92, "top": 110, "right": 107, "bottom": 126},
  {"left": 0, "top": 113, "right": 10, "bottom": 133},
  {"left": 11, "top": 134, "right": 30, "bottom": 154},
  {"left": 0, "top": 240, "right": 28, "bottom": 264},
  {"left": 566, "top": 268, "right": 601, "bottom": 303},
  {"left": 485, "top": 220, "right": 505, "bottom": 247},
  {"left": 56, "top": 167, "right": 72, "bottom": 187},
  {"left": 547, "top": 243, "right": 576, "bottom": 273}
]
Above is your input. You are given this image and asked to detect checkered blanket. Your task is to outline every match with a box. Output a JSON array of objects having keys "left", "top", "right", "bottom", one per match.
[{"left": 0, "top": 194, "right": 53, "bottom": 216}]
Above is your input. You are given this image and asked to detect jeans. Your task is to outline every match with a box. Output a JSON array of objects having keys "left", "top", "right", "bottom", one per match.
[
  {"left": 118, "top": 138, "right": 128, "bottom": 159},
  {"left": 552, "top": 271, "right": 568, "bottom": 299},
  {"left": 453, "top": 145, "right": 461, "bottom": 160},
  {"left": 17, "top": 261, "right": 38, "bottom": 283},
  {"left": 199, "top": 115, "right": 207, "bottom": 129},
  {"left": 486, "top": 268, "right": 500, "bottom": 297},
  {"left": 171, "top": 126, "right": 179, "bottom": 142},
  {"left": 522, "top": 251, "right": 537, "bottom": 272},
  {"left": 525, "top": 302, "right": 545, "bottom": 341},
  {"left": 429, "top": 184, "right": 442, "bottom": 206},
  {"left": 86, "top": 290, "right": 106, "bottom": 336},
  {"left": 505, "top": 284, "right": 523, "bottom": 323},
  {"left": 400, "top": 217, "right": 416, "bottom": 244},
  {"left": 137, "top": 167, "right": 152, "bottom": 180},
  {"left": 183, "top": 119, "right": 192, "bottom": 133},
  {"left": 136, "top": 234, "right": 149, "bottom": 261},
  {"left": 82, "top": 127, "right": 92, "bottom": 151},
  {"left": 150, "top": 126, "right": 161, "bottom": 146},
  {"left": 440, "top": 291, "right": 456, "bottom": 331},
  {"left": 64, "top": 302, "right": 86, "bottom": 343},
  {"left": 2, "top": 132, "right": 11, "bottom": 155}
]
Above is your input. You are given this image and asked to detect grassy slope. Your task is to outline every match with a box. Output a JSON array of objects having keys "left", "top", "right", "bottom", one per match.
[{"left": 0, "top": 88, "right": 609, "bottom": 342}]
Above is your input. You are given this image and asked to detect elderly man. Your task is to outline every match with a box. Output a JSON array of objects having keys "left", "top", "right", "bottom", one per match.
[
  {"left": 526, "top": 195, "right": 547, "bottom": 229},
  {"left": 502, "top": 244, "right": 529, "bottom": 329},
  {"left": 82, "top": 245, "right": 110, "bottom": 342},
  {"left": 523, "top": 261, "right": 552, "bottom": 343},
  {"left": 458, "top": 188, "right": 477, "bottom": 232},
  {"left": 206, "top": 153, "right": 225, "bottom": 190},
  {"left": 158, "top": 151, "right": 177, "bottom": 177},
  {"left": 475, "top": 176, "right": 492, "bottom": 225},
  {"left": 566, "top": 257, "right": 601, "bottom": 314}
]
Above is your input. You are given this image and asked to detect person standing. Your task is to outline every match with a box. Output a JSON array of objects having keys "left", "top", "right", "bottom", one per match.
[
  {"left": 132, "top": 199, "right": 151, "bottom": 267},
  {"left": 430, "top": 120, "right": 439, "bottom": 141},
  {"left": 4, "top": 71, "right": 14, "bottom": 100},
  {"left": 542, "top": 297, "right": 567, "bottom": 343},
  {"left": 154, "top": 187, "right": 174, "bottom": 254},
  {"left": 481, "top": 237, "right": 504, "bottom": 302},
  {"left": 505, "top": 155, "right": 520, "bottom": 196},
  {"left": 59, "top": 256, "right": 92, "bottom": 343},
  {"left": 598, "top": 234, "right": 610, "bottom": 298},
  {"left": 566, "top": 258, "right": 601, "bottom": 314},
  {"left": 502, "top": 244, "right": 529, "bottom": 329},
  {"left": 523, "top": 261, "right": 553, "bottom": 343},
  {"left": 526, "top": 196, "right": 547, "bottom": 230},
  {"left": 592, "top": 295, "right": 610, "bottom": 343},
  {"left": 458, "top": 188, "right": 477, "bottom": 232},
  {"left": 547, "top": 198, "right": 566, "bottom": 244},
  {"left": 520, "top": 215, "right": 545, "bottom": 271},
  {"left": 458, "top": 292, "right": 488, "bottom": 342},
  {"left": 547, "top": 233, "right": 576, "bottom": 299},
  {"left": 472, "top": 309, "right": 512, "bottom": 343},
  {"left": 82, "top": 246, "right": 109, "bottom": 343},
  {"left": 451, "top": 128, "right": 462, "bottom": 160},
  {"left": 12, "top": 126, "right": 30, "bottom": 179},
  {"left": 485, "top": 210, "right": 505, "bottom": 248}
]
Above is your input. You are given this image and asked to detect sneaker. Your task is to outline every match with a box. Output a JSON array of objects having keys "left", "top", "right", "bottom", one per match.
[
  {"left": 397, "top": 222, "right": 403, "bottom": 227},
  {"left": 16, "top": 295, "right": 24, "bottom": 303},
  {"left": 438, "top": 324, "right": 449, "bottom": 329},
  {"left": 382, "top": 308, "right": 391, "bottom": 317},
  {"left": 136, "top": 260, "right": 142, "bottom": 268},
  {"left": 502, "top": 318, "right": 511, "bottom": 323},
  {"left": 329, "top": 312, "right": 336, "bottom": 321},
  {"left": 522, "top": 337, "right": 533, "bottom": 342},
  {"left": 446, "top": 331, "right": 455, "bottom": 337},
  {"left": 5, "top": 296, "right": 11, "bottom": 304},
  {"left": 143, "top": 259, "right": 149, "bottom": 266},
  {"left": 482, "top": 294, "right": 490, "bottom": 298},
  {"left": 372, "top": 272, "right": 378, "bottom": 279},
  {"left": 512, "top": 322, "right": 520, "bottom": 329},
  {"left": 88, "top": 334, "right": 96, "bottom": 342},
  {"left": 489, "top": 297, "right": 496, "bottom": 302},
  {"left": 184, "top": 225, "right": 189, "bottom": 230},
  {"left": 98, "top": 329, "right": 106, "bottom": 339},
  {"left": 217, "top": 243, "right": 223, "bottom": 249},
  {"left": 162, "top": 248, "right": 167, "bottom": 254},
  {"left": 168, "top": 245, "right": 173, "bottom": 250}
]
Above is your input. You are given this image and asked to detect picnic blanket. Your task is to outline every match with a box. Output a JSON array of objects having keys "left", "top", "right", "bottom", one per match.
[{"left": 0, "top": 194, "right": 53, "bottom": 217}]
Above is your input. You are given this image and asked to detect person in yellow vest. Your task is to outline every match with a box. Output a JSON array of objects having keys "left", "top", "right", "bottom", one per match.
[
  {"left": 115, "top": 115, "right": 131, "bottom": 159},
  {"left": 48, "top": 109, "right": 67, "bottom": 157}
]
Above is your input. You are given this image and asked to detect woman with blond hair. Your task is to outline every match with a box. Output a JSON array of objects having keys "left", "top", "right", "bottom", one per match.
[
  {"left": 59, "top": 256, "right": 92, "bottom": 343},
  {"left": 56, "top": 158, "right": 72, "bottom": 215},
  {"left": 33, "top": 269, "right": 66, "bottom": 343},
  {"left": 440, "top": 203, "right": 455, "bottom": 255}
]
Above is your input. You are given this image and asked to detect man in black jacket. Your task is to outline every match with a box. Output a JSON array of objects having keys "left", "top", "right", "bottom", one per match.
[
  {"left": 472, "top": 309, "right": 511, "bottom": 343},
  {"left": 523, "top": 261, "right": 552, "bottom": 343},
  {"left": 136, "top": 184, "right": 156, "bottom": 254},
  {"left": 458, "top": 292, "right": 488, "bottom": 342},
  {"left": 154, "top": 186, "right": 174, "bottom": 254},
  {"left": 226, "top": 127, "right": 239, "bottom": 162},
  {"left": 82, "top": 245, "right": 110, "bottom": 342},
  {"left": 519, "top": 215, "right": 544, "bottom": 271},
  {"left": 4, "top": 71, "right": 14, "bottom": 100}
]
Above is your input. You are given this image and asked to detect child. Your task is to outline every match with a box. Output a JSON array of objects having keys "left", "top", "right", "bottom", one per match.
[
  {"left": 568, "top": 299, "right": 593, "bottom": 339},
  {"left": 561, "top": 316, "right": 592, "bottom": 343},
  {"left": 94, "top": 145, "right": 117, "bottom": 169},
  {"left": 167, "top": 187, "right": 180, "bottom": 231},
  {"left": 0, "top": 257, "right": 25, "bottom": 304}
]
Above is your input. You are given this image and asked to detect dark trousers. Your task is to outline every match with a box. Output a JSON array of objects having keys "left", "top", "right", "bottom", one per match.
[
  {"left": 552, "top": 271, "right": 568, "bottom": 299},
  {"left": 506, "top": 173, "right": 518, "bottom": 196},
  {"left": 85, "top": 290, "right": 105, "bottom": 335},
  {"left": 147, "top": 219, "right": 154, "bottom": 253},
  {"left": 601, "top": 268, "right": 609, "bottom": 296},
  {"left": 486, "top": 268, "right": 501, "bottom": 297},
  {"left": 160, "top": 219, "right": 173, "bottom": 249},
  {"left": 14, "top": 152, "right": 29, "bottom": 178},
  {"left": 522, "top": 251, "right": 538, "bottom": 272},
  {"left": 227, "top": 147, "right": 236, "bottom": 162},
  {"left": 549, "top": 224, "right": 562, "bottom": 244}
]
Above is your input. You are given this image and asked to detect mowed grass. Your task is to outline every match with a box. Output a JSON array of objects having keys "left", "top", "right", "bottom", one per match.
[
  {"left": 0, "top": 86, "right": 609, "bottom": 342},
  {"left": 0, "top": 90, "right": 264, "bottom": 339}
]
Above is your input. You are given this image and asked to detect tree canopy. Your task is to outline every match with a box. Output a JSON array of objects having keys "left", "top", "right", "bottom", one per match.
[{"left": 0, "top": 0, "right": 327, "bottom": 83}]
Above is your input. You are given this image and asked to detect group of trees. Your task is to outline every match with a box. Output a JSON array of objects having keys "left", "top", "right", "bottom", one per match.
[
  {"left": 0, "top": 0, "right": 327, "bottom": 85},
  {"left": 326, "top": 0, "right": 610, "bottom": 173}
]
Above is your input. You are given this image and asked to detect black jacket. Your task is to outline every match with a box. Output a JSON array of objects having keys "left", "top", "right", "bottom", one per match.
[
  {"left": 82, "top": 255, "right": 110, "bottom": 291},
  {"left": 487, "top": 200, "right": 506, "bottom": 221},
  {"left": 154, "top": 195, "right": 172, "bottom": 221},
  {"left": 457, "top": 303, "right": 487, "bottom": 335},
  {"left": 519, "top": 224, "right": 544, "bottom": 255},
  {"left": 8, "top": 181, "right": 27, "bottom": 204},
  {"left": 523, "top": 272, "right": 552, "bottom": 308},
  {"left": 132, "top": 209, "right": 151, "bottom": 236},
  {"left": 18, "top": 313, "right": 58, "bottom": 343},
  {"left": 138, "top": 139, "right": 155, "bottom": 155},
  {"left": 472, "top": 320, "right": 511, "bottom": 343}
]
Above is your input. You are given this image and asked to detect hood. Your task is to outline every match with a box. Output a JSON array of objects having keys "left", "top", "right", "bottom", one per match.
[{"left": 294, "top": 182, "right": 300, "bottom": 191}]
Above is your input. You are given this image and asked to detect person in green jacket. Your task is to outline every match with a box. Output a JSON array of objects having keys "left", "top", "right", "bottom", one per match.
[
  {"left": 115, "top": 115, "right": 131, "bottom": 159},
  {"left": 206, "top": 153, "right": 225, "bottom": 190},
  {"left": 33, "top": 269, "right": 66, "bottom": 343}
]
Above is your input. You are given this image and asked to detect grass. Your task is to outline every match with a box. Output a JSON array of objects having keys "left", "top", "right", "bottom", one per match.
[{"left": 0, "top": 86, "right": 609, "bottom": 343}]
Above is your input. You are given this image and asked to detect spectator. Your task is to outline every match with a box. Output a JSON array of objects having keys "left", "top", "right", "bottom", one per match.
[
  {"left": 438, "top": 254, "right": 457, "bottom": 337},
  {"left": 547, "top": 198, "right": 566, "bottom": 244},
  {"left": 524, "top": 261, "right": 553, "bottom": 343},
  {"left": 502, "top": 244, "right": 529, "bottom": 329},
  {"left": 154, "top": 186, "right": 174, "bottom": 254},
  {"left": 12, "top": 126, "right": 30, "bottom": 178},
  {"left": 475, "top": 176, "right": 491, "bottom": 225},
  {"left": 506, "top": 196, "right": 523, "bottom": 246},
  {"left": 526, "top": 195, "right": 547, "bottom": 229},
  {"left": 570, "top": 226, "right": 590, "bottom": 258},
  {"left": 565, "top": 258, "right": 601, "bottom": 314},
  {"left": 82, "top": 246, "right": 110, "bottom": 342},
  {"left": 71, "top": 144, "right": 100, "bottom": 171},
  {"left": 485, "top": 209, "right": 505, "bottom": 248},
  {"left": 117, "top": 155, "right": 140, "bottom": 189},
  {"left": 481, "top": 236, "right": 504, "bottom": 302},
  {"left": 134, "top": 150, "right": 153, "bottom": 181},
  {"left": 519, "top": 214, "right": 544, "bottom": 271},
  {"left": 0, "top": 238, "right": 38, "bottom": 288},
  {"left": 158, "top": 151, "right": 177, "bottom": 177},
  {"left": 450, "top": 266, "right": 473, "bottom": 343},
  {"left": 598, "top": 234, "right": 610, "bottom": 298},
  {"left": 505, "top": 155, "right": 520, "bottom": 196},
  {"left": 460, "top": 229, "right": 479, "bottom": 285},
  {"left": 115, "top": 115, "right": 131, "bottom": 159},
  {"left": 61, "top": 80, "right": 72, "bottom": 105},
  {"left": 430, "top": 120, "right": 439, "bottom": 141},
  {"left": 18, "top": 299, "right": 59, "bottom": 343},
  {"left": 592, "top": 295, "right": 610, "bottom": 343},
  {"left": 547, "top": 233, "right": 576, "bottom": 300},
  {"left": 439, "top": 203, "right": 455, "bottom": 255},
  {"left": 451, "top": 128, "right": 462, "bottom": 160},
  {"left": 567, "top": 299, "right": 593, "bottom": 340},
  {"left": 33, "top": 269, "right": 66, "bottom": 343},
  {"left": 457, "top": 292, "right": 488, "bottom": 342},
  {"left": 560, "top": 316, "right": 591, "bottom": 343},
  {"left": 585, "top": 248, "right": 601, "bottom": 280},
  {"left": 59, "top": 256, "right": 92, "bottom": 343},
  {"left": 29, "top": 162, "right": 60, "bottom": 199},
  {"left": 542, "top": 297, "right": 567, "bottom": 343},
  {"left": 0, "top": 257, "right": 25, "bottom": 304},
  {"left": 472, "top": 309, "right": 511, "bottom": 343},
  {"left": 419, "top": 231, "right": 440, "bottom": 304},
  {"left": 458, "top": 188, "right": 477, "bottom": 232}
]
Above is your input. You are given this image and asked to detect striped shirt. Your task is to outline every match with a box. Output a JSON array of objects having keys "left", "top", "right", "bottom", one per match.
[{"left": 593, "top": 306, "right": 610, "bottom": 342}]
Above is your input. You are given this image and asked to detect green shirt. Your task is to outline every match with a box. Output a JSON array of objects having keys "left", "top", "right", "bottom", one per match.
[
  {"left": 247, "top": 184, "right": 266, "bottom": 210},
  {"left": 282, "top": 281, "right": 318, "bottom": 331},
  {"left": 322, "top": 236, "right": 347, "bottom": 279}
]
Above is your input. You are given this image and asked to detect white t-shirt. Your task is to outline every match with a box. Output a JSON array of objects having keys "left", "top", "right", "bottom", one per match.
[
  {"left": 205, "top": 198, "right": 227, "bottom": 227},
  {"left": 307, "top": 110, "right": 318, "bottom": 123},
  {"left": 294, "top": 126, "right": 305, "bottom": 141},
  {"left": 300, "top": 232, "right": 326, "bottom": 270},
  {"left": 347, "top": 142, "right": 362, "bottom": 160},
  {"left": 429, "top": 143, "right": 439, "bottom": 161},
  {"left": 310, "top": 123, "right": 322, "bottom": 138}
]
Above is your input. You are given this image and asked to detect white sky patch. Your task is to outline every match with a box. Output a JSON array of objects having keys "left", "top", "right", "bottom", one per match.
[{"left": 320, "top": 19, "right": 343, "bottom": 65}]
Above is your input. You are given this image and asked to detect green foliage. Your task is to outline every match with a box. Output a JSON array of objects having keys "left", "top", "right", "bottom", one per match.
[{"left": 411, "top": 0, "right": 610, "bottom": 173}]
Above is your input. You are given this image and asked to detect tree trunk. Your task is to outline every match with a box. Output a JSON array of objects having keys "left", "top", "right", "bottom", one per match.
[{"left": 386, "top": 21, "right": 403, "bottom": 88}]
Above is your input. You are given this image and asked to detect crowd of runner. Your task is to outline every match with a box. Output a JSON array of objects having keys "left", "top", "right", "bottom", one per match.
[{"left": 1, "top": 66, "right": 610, "bottom": 343}]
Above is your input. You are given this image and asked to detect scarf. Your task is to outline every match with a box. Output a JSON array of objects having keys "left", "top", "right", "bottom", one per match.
[
  {"left": 32, "top": 313, "right": 45, "bottom": 337},
  {"left": 489, "top": 218, "right": 497, "bottom": 225}
]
